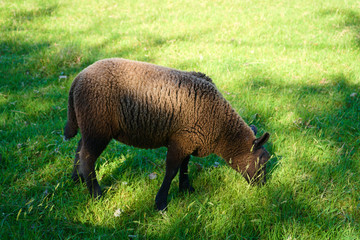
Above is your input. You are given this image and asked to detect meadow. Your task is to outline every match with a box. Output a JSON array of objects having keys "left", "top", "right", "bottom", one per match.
[{"left": 1, "top": 0, "right": 359, "bottom": 239}]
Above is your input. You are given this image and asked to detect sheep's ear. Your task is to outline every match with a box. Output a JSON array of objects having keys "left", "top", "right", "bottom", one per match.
[
  {"left": 250, "top": 125, "right": 257, "bottom": 135},
  {"left": 253, "top": 132, "right": 270, "bottom": 150}
]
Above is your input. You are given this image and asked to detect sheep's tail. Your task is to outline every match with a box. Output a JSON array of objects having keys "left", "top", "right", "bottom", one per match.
[{"left": 63, "top": 81, "right": 79, "bottom": 141}]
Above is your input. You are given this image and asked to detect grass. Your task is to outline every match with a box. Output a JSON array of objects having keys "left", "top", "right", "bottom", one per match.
[{"left": 1, "top": 0, "right": 359, "bottom": 239}]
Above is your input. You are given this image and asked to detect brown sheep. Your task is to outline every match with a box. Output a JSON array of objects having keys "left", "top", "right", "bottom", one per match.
[{"left": 64, "top": 58, "right": 270, "bottom": 210}]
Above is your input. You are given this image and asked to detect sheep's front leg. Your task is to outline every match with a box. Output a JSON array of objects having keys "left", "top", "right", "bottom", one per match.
[
  {"left": 155, "top": 142, "right": 189, "bottom": 211},
  {"left": 179, "top": 156, "right": 195, "bottom": 193}
]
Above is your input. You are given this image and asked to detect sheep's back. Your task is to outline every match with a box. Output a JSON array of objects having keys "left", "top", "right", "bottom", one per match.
[{"left": 73, "top": 58, "right": 225, "bottom": 149}]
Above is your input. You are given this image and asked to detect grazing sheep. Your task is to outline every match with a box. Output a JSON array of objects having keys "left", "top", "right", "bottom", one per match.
[{"left": 64, "top": 58, "right": 270, "bottom": 210}]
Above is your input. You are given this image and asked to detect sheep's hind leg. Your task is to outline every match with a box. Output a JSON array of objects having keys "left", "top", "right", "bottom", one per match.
[
  {"left": 179, "top": 156, "right": 195, "bottom": 193},
  {"left": 71, "top": 138, "right": 83, "bottom": 183},
  {"left": 78, "top": 138, "right": 109, "bottom": 199}
]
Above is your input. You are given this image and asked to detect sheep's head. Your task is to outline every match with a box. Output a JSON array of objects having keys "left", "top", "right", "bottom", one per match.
[
  {"left": 243, "top": 131, "right": 270, "bottom": 185},
  {"left": 229, "top": 125, "right": 270, "bottom": 185}
]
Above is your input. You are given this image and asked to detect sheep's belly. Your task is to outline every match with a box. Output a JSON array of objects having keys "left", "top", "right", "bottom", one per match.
[{"left": 115, "top": 131, "right": 169, "bottom": 150}]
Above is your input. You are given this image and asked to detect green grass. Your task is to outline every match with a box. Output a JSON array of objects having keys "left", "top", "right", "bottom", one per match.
[{"left": 1, "top": 0, "right": 359, "bottom": 239}]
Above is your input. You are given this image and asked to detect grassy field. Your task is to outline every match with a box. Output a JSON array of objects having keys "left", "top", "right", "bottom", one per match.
[{"left": 1, "top": 0, "right": 360, "bottom": 239}]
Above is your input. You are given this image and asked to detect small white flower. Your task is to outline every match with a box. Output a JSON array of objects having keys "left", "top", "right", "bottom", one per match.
[
  {"left": 114, "top": 208, "right": 123, "bottom": 217},
  {"left": 149, "top": 172, "right": 157, "bottom": 180}
]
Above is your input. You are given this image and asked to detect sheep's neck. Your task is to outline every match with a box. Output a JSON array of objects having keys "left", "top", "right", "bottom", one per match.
[{"left": 214, "top": 111, "right": 254, "bottom": 170}]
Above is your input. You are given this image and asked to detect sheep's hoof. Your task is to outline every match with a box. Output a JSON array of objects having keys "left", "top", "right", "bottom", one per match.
[
  {"left": 156, "top": 201, "right": 168, "bottom": 211},
  {"left": 93, "top": 191, "right": 102, "bottom": 200},
  {"left": 180, "top": 185, "right": 195, "bottom": 193},
  {"left": 155, "top": 195, "right": 168, "bottom": 211},
  {"left": 90, "top": 187, "right": 102, "bottom": 200},
  {"left": 71, "top": 171, "right": 83, "bottom": 184},
  {"left": 71, "top": 172, "right": 80, "bottom": 183}
]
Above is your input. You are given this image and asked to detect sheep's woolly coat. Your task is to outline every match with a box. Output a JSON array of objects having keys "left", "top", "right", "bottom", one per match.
[
  {"left": 64, "top": 58, "right": 270, "bottom": 210},
  {"left": 65, "top": 58, "right": 255, "bottom": 161}
]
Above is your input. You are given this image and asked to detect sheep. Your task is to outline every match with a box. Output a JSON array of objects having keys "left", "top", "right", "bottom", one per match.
[{"left": 64, "top": 58, "right": 270, "bottom": 210}]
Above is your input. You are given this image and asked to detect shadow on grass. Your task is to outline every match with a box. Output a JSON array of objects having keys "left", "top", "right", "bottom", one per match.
[{"left": 319, "top": 7, "right": 360, "bottom": 49}]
